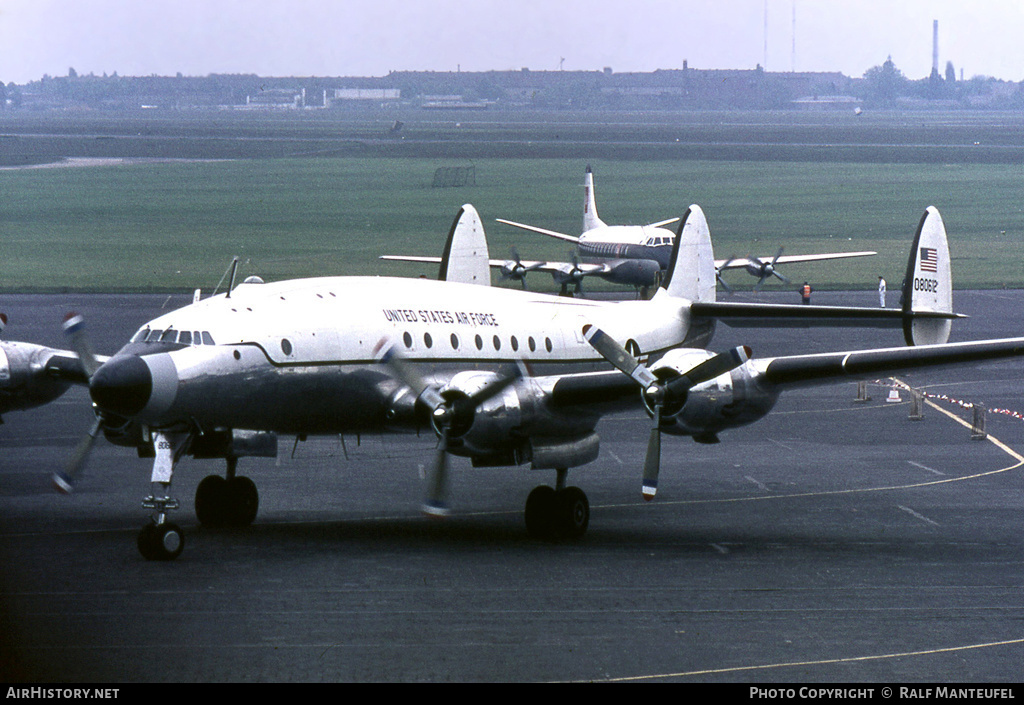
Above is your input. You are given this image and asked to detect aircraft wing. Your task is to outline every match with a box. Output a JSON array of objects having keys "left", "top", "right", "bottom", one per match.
[
  {"left": 380, "top": 255, "right": 444, "bottom": 266},
  {"left": 691, "top": 301, "right": 965, "bottom": 329},
  {"left": 380, "top": 255, "right": 609, "bottom": 279},
  {"left": 715, "top": 251, "right": 876, "bottom": 269},
  {"left": 756, "top": 336, "right": 1024, "bottom": 388},
  {"left": 495, "top": 218, "right": 581, "bottom": 243},
  {"left": 545, "top": 334, "right": 1024, "bottom": 416}
]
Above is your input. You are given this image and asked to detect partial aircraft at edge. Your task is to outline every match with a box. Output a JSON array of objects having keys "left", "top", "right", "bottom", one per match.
[
  {"left": 4, "top": 201, "right": 1024, "bottom": 562},
  {"left": 384, "top": 166, "right": 876, "bottom": 295}
]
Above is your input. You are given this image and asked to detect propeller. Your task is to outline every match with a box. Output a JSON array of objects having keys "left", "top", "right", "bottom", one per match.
[
  {"left": 583, "top": 325, "right": 750, "bottom": 500},
  {"left": 556, "top": 253, "right": 587, "bottom": 297},
  {"left": 748, "top": 248, "right": 790, "bottom": 290},
  {"left": 52, "top": 313, "right": 104, "bottom": 493},
  {"left": 716, "top": 257, "right": 735, "bottom": 294},
  {"left": 500, "top": 247, "right": 545, "bottom": 289},
  {"left": 376, "top": 340, "right": 523, "bottom": 515}
]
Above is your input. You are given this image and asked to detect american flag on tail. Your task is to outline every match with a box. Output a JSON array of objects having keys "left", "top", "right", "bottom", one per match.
[{"left": 919, "top": 247, "right": 938, "bottom": 273}]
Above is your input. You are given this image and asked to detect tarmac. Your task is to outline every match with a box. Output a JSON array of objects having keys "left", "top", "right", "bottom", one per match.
[{"left": 2, "top": 289, "right": 1024, "bottom": 682}]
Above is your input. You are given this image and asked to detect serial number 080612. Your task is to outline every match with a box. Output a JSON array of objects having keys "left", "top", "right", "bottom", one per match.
[{"left": 914, "top": 277, "right": 939, "bottom": 293}]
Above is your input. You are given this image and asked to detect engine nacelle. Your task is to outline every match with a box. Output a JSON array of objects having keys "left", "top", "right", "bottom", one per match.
[
  {"left": 600, "top": 258, "right": 662, "bottom": 288},
  {"left": 646, "top": 348, "right": 778, "bottom": 440},
  {"left": 437, "top": 371, "right": 601, "bottom": 469},
  {"left": 0, "top": 341, "right": 78, "bottom": 416}
]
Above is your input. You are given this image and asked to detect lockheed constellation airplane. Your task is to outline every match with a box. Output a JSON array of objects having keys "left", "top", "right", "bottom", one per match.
[
  {"left": 484, "top": 165, "right": 876, "bottom": 294},
  {"left": 4, "top": 202, "right": 1023, "bottom": 561}
]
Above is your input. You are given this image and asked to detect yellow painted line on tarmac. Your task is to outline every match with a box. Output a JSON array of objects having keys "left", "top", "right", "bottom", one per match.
[
  {"left": 890, "top": 377, "right": 1024, "bottom": 464},
  {"left": 589, "top": 636, "right": 1024, "bottom": 682},
  {"left": 604, "top": 377, "right": 1024, "bottom": 511}
]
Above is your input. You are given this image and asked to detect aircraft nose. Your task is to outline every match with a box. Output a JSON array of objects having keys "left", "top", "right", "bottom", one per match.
[{"left": 90, "top": 355, "right": 152, "bottom": 417}]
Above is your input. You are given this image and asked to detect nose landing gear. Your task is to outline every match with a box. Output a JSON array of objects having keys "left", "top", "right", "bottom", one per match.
[{"left": 138, "top": 496, "right": 184, "bottom": 561}]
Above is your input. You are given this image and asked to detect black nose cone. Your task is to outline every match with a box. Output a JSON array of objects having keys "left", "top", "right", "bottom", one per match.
[{"left": 90, "top": 355, "right": 152, "bottom": 417}]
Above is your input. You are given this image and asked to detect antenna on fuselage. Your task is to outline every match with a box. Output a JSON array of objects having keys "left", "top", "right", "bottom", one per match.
[{"left": 212, "top": 256, "right": 241, "bottom": 299}]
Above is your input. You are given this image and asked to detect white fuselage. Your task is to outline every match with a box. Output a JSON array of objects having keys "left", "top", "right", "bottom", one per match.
[
  {"left": 577, "top": 225, "right": 675, "bottom": 268},
  {"left": 105, "top": 276, "right": 711, "bottom": 434}
]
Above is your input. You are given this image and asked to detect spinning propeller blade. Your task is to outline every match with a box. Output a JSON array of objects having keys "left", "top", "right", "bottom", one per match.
[
  {"left": 377, "top": 340, "right": 523, "bottom": 515},
  {"left": 53, "top": 313, "right": 104, "bottom": 492},
  {"left": 501, "top": 247, "right": 545, "bottom": 289},
  {"left": 53, "top": 417, "right": 102, "bottom": 494},
  {"left": 584, "top": 326, "right": 750, "bottom": 500}
]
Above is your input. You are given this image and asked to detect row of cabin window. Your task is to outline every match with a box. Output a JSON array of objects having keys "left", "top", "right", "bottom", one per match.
[
  {"left": 402, "top": 331, "right": 553, "bottom": 353},
  {"left": 133, "top": 328, "right": 216, "bottom": 346}
]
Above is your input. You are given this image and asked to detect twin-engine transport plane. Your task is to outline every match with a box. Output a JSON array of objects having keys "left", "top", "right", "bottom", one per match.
[{"left": 34, "top": 203, "right": 1024, "bottom": 560}]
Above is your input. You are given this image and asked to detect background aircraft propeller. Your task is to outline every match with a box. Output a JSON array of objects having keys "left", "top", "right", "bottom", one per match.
[
  {"left": 500, "top": 247, "right": 545, "bottom": 289},
  {"left": 583, "top": 325, "right": 750, "bottom": 500},
  {"left": 555, "top": 253, "right": 588, "bottom": 297},
  {"left": 716, "top": 257, "right": 736, "bottom": 294},
  {"left": 376, "top": 340, "right": 523, "bottom": 515},
  {"left": 747, "top": 247, "right": 791, "bottom": 290}
]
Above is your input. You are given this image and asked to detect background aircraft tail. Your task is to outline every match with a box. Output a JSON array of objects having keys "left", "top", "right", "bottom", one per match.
[
  {"left": 901, "top": 206, "right": 953, "bottom": 345},
  {"left": 582, "top": 165, "right": 607, "bottom": 233},
  {"left": 438, "top": 204, "right": 492, "bottom": 286},
  {"left": 658, "top": 205, "right": 717, "bottom": 303}
]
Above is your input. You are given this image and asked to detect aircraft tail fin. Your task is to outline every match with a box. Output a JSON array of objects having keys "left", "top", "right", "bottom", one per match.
[
  {"left": 658, "top": 205, "right": 717, "bottom": 303},
  {"left": 901, "top": 206, "right": 954, "bottom": 345},
  {"left": 439, "top": 204, "right": 492, "bottom": 286},
  {"left": 582, "top": 165, "right": 606, "bottom": 232}
]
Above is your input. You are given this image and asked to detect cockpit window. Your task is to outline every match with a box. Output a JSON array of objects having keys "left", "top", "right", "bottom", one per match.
[{"left": 130, "top": 328, "right": 215, "bottom": 345}]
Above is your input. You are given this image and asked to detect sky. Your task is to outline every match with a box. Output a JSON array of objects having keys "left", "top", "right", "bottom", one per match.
[{"left": 2, "top": 0, "right": 1023, "bottom": 85}]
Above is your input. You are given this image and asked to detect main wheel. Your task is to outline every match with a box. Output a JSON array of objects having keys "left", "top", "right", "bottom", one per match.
[
  {"left": 524, "top": 485, "right": 557, "bottom": 539},
  {"left": 195, "top": 475, "right": 259, "bottom": 528},
  {"left": 225, "top": 476, "right": 259, "bottom": 527},
  {"left": 195, "top": 475, "right": 228, "bottom": 527},
  {"left": 555, "top": 486, "right": 589, "bottom": 540},
  {"left": 138, "top": 522, "right": 185, "bottom": 561}
]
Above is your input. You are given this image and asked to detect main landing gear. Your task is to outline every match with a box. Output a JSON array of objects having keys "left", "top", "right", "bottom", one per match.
[
  {"left": 136, "top": 432, "right": 260, "bottom": 561},
  {"left": 524, "top": 469, "right": 590, "bottom": 541},
  {"left": 195, "top": 458, "right": 259, "bottom": 528}
]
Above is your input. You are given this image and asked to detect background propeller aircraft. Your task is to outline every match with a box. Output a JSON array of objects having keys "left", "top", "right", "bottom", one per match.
[
  {"left": 19, "top": 201, "right": 1024, "bottom": 562},
  {"left": 383, "top": 166, "right": 875, "bottom": 296},
  {"left": 493, "top": 165, "right": 877, "bottom": 294}
]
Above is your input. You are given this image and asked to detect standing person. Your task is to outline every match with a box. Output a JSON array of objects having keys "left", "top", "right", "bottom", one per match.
[
  {"left": 878, "top": 276, "right": 887, "bottom": 307},
  {"left": 801, "top": 281, "right": 812, "bottom": 305}
]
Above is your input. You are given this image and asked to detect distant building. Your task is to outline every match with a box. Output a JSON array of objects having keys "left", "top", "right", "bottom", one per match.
[
  {"left": 330, "top": 88, "right": 400, "bottom": 102},
  {"left": 244, "top": 88, "right": 305, "bottom": 109}
]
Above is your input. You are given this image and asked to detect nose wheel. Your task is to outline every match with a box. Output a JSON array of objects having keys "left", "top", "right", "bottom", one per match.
[{"left": 137, "top": 520, "right": 185, "bottom": 561}]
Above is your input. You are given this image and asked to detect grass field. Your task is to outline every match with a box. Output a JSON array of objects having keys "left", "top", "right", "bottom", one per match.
[{"left": 2, "top": 112, "right": 1023, "bottom": 293}]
